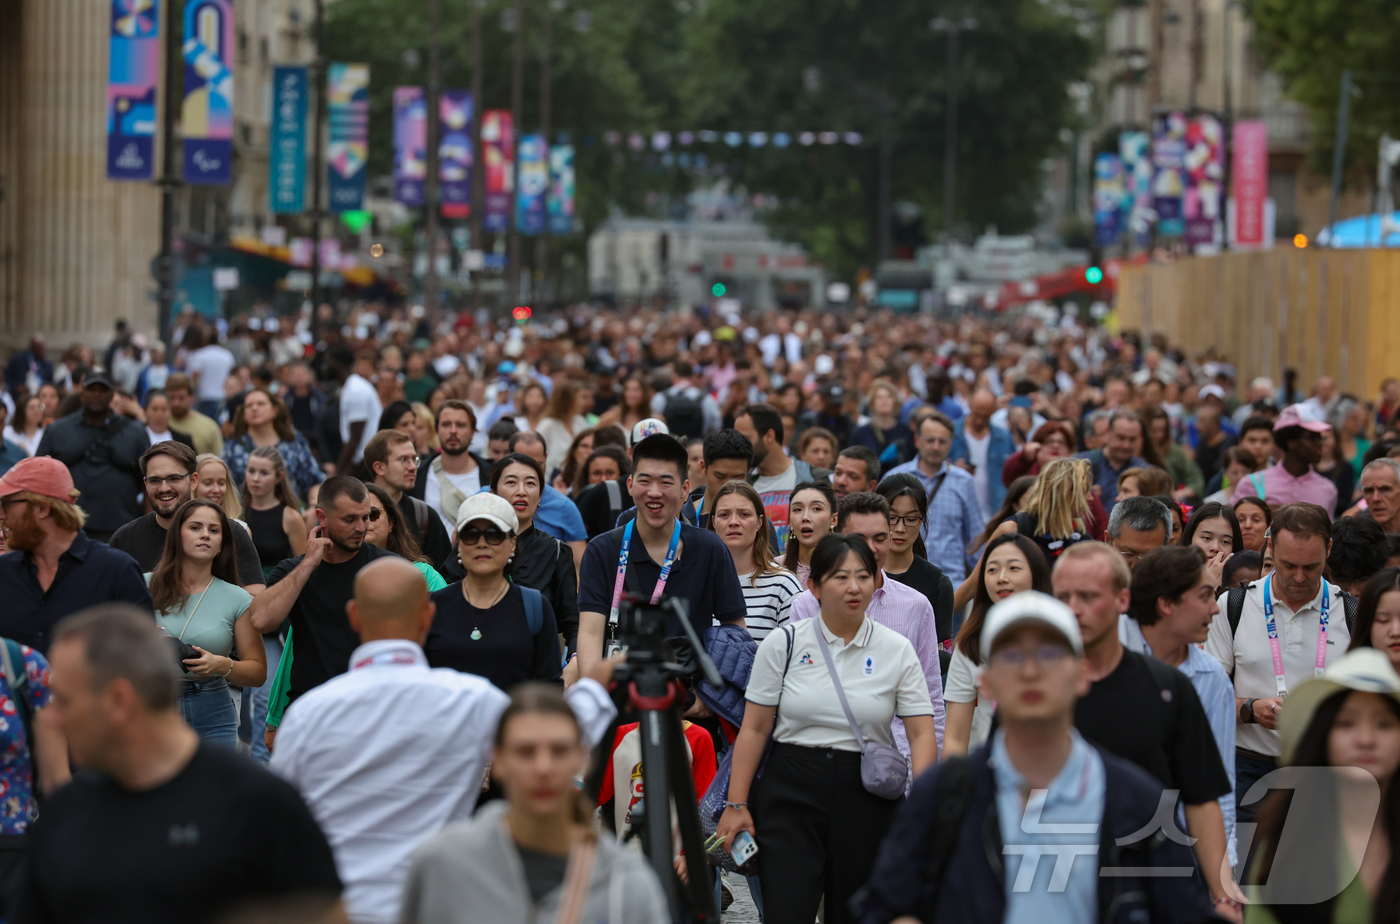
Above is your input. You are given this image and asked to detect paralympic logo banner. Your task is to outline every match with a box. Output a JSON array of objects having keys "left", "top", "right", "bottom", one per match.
[
  {"left": 516, "top": 135, "right": 549, "bottom": 235},
  {"left": 1151, "top": 112, "right": 1188, "bottom": 237},
  {"left": 439, "top": 90, "right": 474, "bottom": 218},
  {"left": 392, "top": 87, "right": 427, "bottom": 206},
  {"left": 328, "top": 63, "right": 370, "bottom": 213},
  {"left": 547, "top": 144, "right": 575, "bottom": 235},
  {"left": 269, "top": 67, "right": 307, "bottom": 213},
  {"left": 482, "top": 110, "right": 514, "bottom": 232},
  {"left": 181, "top": 0, "right": 234, "bottom": 186},
  {"left": 106, "top": 0, "right": 160, "bottom": 181}
]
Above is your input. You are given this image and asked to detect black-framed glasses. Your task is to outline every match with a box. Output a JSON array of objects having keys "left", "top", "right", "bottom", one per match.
[
  {"left": 0, "top": 497, "right": 29, "bottom": 510},
  {"left": 144, "top": 473, "right": 191, "bottom": 488},
  {"left": 460, "top": 527, "right": 509, "bottom": 546},
  {"left": 889, "top": 513, "right": 924, "bottom": 528}
]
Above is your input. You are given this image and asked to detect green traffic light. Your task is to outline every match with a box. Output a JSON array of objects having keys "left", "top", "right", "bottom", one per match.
[
  {"left": 1085, "top": 266, "right": 1104, "bottom": 285},
  {"left": 712, "top": 283, "right": 726, "bottom": 297}
]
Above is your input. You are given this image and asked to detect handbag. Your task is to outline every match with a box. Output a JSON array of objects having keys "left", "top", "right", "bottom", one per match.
[{"left": 812, "top": 623, "right": 910, "bottom": 801}]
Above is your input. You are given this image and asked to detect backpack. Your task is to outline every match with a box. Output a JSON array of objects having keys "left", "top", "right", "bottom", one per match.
[
  {"left": 520, "top": 585, "right": 544, "bottom": 635},
  {"left": 914, "top": 756, "right": 975, "bottom": 919},
  {"left": 662, "top": 388, "right": 706, "bottom": 440},
  {"left": 604, "top": 481, "right": 625, "bottom": 532},
  {"left": 407, "top": 495, "right": 431, "bottom": 538},
  {"left": 1225, "top": 582, "right": 1357, "bottom": 636},
  {"left": 0, "top": 640, "right": 36, "bottom": 786}
]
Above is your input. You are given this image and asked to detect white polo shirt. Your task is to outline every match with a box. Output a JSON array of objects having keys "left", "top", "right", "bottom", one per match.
[
  {"left": 1205, "top": 575, "right": 1350, "bottom": 757},
  {"left": 747, "top": 615, "right": 933, "bottom": 752}
]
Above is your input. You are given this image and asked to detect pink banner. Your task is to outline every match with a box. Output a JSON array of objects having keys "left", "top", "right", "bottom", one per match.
[{"left": 1233, "top": 121, "right": 1268, "bottom": 247}]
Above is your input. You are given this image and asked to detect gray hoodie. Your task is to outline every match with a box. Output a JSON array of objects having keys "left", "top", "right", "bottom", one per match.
[{"left": 398, "top": 801, "right": 669, "bottom": 924}]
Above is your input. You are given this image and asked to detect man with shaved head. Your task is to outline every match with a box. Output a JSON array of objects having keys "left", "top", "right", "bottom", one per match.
[
  {"left": 270, "top": 557, "right": 621, "bottom": 924},
  {"left": 950, "top": 387, "right": 1015, "bottom": 523}
]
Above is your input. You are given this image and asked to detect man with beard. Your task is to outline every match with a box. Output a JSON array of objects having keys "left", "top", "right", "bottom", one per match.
[
  {"left": 108, "top": 441, "right": 266, "bottom": 591},
  {"left": 34, "top": 373, "right": 149, "bottom": 543},
  {"left": 249, "top": 476, "right": 398, "bottom": 702},
  {"left": 408, "top": 400, "right": 489, "bottom": 537},
  {"left": 365, "top": 429, "right": 452, "bottom": 568},
  {"left": 0, "top": 456, "right": 151, "bottom": 653}
]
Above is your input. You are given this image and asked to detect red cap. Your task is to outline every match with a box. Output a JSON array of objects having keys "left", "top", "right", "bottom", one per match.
[{"left": 0, "top": 456, "right": 79, "bottom": 503}]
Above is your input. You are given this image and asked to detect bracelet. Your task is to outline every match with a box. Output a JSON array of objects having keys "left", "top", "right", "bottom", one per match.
[
  {"left": 1214, "top": 897, "right": 1241, "bottom": 909},
  {"left": 223, "top": 662, "right": 234, "bottom": 678},
  {"left": 724, "top": 801, "right": 748, "bottom": 810}
]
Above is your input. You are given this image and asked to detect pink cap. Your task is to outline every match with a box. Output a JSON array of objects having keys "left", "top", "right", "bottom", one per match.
[
  {"left": 1274, "top": 403, "right": 1331, "bottom": 434},
  {"left": 0, "top": 456, "right": 80, "bottom": 502}
]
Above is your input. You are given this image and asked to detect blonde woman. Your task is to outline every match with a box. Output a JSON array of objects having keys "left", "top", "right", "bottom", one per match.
[
  {"left": 194, "top": 453, "right": 249, "bottom": 537},
  {"left": 954, "top": 456, "right": 1105, "bottom": 609},
  {"left": 707, "top": 480, "right": 802, "bottom": 641},
  {"left": 411, "top": 402, "right": 440, "bottom": 455}
]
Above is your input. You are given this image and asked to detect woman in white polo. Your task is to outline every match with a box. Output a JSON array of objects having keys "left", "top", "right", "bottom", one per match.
[{"left": 716, "top": 534, "right": 937, "bottom": 924}]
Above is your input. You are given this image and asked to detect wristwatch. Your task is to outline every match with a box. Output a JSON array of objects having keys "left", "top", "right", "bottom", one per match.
[{"left": 1240, "top": 699, "right": 1257, "bottom": 724}]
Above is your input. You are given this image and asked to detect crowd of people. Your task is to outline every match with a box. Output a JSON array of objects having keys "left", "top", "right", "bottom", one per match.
[{"left": 0, "top": 302, "right": 1397, "bottom": 924}]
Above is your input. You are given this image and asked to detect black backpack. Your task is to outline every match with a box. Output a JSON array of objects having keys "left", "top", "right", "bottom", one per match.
[
  {"left": 663, "top": 388, "right": 706, "bottom": 440},
  {"left": 1224, "top": 582, "right": 1357, "bottom": 635}
]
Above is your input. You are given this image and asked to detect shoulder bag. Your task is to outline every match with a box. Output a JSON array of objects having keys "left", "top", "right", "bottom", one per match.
[{"left": 813, "top": 623, "right": 910, "bottom": 800}]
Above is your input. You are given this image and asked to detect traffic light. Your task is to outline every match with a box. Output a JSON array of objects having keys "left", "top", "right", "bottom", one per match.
[
  {"left": 711, "top": 282, "right": 727, "bottom": 298},
  {"left": 1085, "top": 265, "right": 1104, "bottom": 285},
  {"left": 512, "top": 306, "right": 532, "bottom": 323}
]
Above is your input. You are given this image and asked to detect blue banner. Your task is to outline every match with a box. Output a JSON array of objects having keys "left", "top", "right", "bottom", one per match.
[
  {"left": 546, "top": 144, "right": 575, "bottom": 235},
  {"left": 327, "top": 63, "right": 370, "bottom": 213},
  {"left": 515, "top": 134, "right": 548, "bottom": 235},
  {"left": 106, "top": 0, "right": 160, "bottom": 180},
  {"left": 181, "top": 0, "right": 234, "bottom": 185},
  {"left": 268, "top": 66, "right": 307, "bottom": 213}
]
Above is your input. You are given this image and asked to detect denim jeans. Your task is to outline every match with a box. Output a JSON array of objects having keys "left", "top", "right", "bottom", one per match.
[
  {"left": 250, "top": 635, "right": 283, "bottom": 763},
  {"left": 179, "top": 677, "right": 238, "bottom": 746}
]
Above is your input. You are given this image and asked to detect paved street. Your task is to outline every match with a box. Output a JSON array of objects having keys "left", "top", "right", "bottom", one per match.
[{"left": 722, "top": 872, "right": 760, "bottom": 923}]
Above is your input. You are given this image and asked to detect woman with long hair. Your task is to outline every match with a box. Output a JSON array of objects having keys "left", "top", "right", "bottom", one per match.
[
  {"left": 411, "top": 402, "right": 440, "bottom": 456},
  {"left": 240, "top": 446, "right": 308, "bottom": 581},
  {"left": 147, "top": 499, "right": 267, "bottom": 744},
  {"left": 193, "top": 453, "right": 248, "bottom": 534},
  {"left": 572, "top": 446, "right": 630, "bottom": 497},
  {"left": 1348, "top": 568, "right": 1400, "bottom": 673},
  {"left": 224, "top": 387, "right": 323, "bottom": 498},
  {"left": 781, "top": 481, "right": 837, "bottom": 586},
  {"left": 596, "top": 373, "right": 653, "bottom": 439},
  {"left": 876, "top": 473, "right": 955, "bottom": 654},
  {"left": 716, "top": 534, "right": 937, "bottom": 924},
  {"left": 1143, "top": 404, "right": 1204, "bottom": 501},
  {"left": 796, "top": 427, "right": 837, "bottom": 471},
  {"left": 707, "top": 480, "right": 801, "bottom": 641},
  {"left": 1182, "top": 501, "right": 1244, "bottom": 564},
  {"left": 1235, "top": 496, "right": 1273, "bottom": 555},
  {"left": 555, "top": 427, "right": 596, "bottom": 496},
  {"left": 538, "top": 381, "right": 590, "bottom": 478},
  {"left": 942, "top": 533, "right": 1052, "bottom": 757},
  {"left": 853, "top": 379, "right": 914, "bottom": 467},
  {"left": 4, "top": 394, "right": 44, "bottom": 456},
  {"left": 512, "top": 380, "right": 549, "bottom": 435},
  {"left": 427, "top": 493, "right": 563, "bottom": 690},
  {"left": 1333, "top": 396, "right": 1373, "bottom": 483},
  {"left": 1243, "top": 649, "right": 1400, "bottom": 924},
  {"left": 399, "top": 683, "right": 668, "bottom": 923},
  {"left": 36, "top": 383, "right": 60, "bottom": 427}
]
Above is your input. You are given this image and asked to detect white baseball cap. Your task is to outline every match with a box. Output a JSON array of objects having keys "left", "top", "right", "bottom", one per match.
[
  {"left": 980, "top": 591, "right": 1084, "bottom": 658},
  {"left": 1198, "top": 384, "right": 1227, "bottom": 402},
  {"left": 455, "top": 492, "right": 520, "bottom": 536},
  {"left": 631, "top": 418, "right": 669, "bottom": 443}
]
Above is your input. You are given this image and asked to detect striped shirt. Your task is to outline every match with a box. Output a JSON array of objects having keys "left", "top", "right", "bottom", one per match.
[
  {"left": 725, "top": 568, "right": 802, "bottom": 642},
  {"left": 1120, "top": 615, "right": 1238, "bottom": 867}
]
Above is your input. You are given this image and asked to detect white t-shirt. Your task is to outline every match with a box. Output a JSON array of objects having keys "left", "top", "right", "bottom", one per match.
[
  {"left": 944, "top": 648, "right": 995, "bottom": 751},
  {"left": 424, "top": 463, "right": 482, "bottom": 534},
  {"left": 146, "top": 427, "right": 176, "bottom": 445},
  {"left": 339, "top": 373, "right": 383, "bottom": 463},
  {"left": 187, "top": 344, "right": 236, "bottom": 401},
  {"left": 964, "top": 431, "right": 992, "bottom": 523},
  {"left": 727, "top": 569, "right": 803, "bottom": 642}
]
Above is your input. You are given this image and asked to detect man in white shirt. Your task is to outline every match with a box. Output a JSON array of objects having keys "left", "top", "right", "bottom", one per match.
[
  {"left": 410, "top": 400, "right": 488, "bottom": 535},
  {"left": 329, "top": 345, "right": 382, "bottom": 475},
  {"left": 1205, "top": 502, "right": 1349, "bottom": 826},
  {"left": 271, "top": 557, "right": 617, "bottom": 924},
  {"left": 186, "top": 330, "right": 236, "bottom": 418}
]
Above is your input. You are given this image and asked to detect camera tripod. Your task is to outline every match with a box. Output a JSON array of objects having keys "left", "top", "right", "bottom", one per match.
[{"left": 584, "top": 596, "right": 723, "bottom": 923}]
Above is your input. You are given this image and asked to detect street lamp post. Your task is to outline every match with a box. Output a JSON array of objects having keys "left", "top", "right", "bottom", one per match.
[
  {"left": 930, "top": 15, "right": 977, "bottom": 247},
  {"left": 309, "top": 0, "right": 326, "bottom": 314},
  {"left": 424, "top": 0, "right": 441, "bottom": 319}
]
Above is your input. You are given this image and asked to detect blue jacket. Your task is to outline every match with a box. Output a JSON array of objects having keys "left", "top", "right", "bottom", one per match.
[
  {"left": 858, "top": 742, "right": 1217, "bottom": 924},
  {"left": 949, "top": 420, "right": 1015, "bottom": 513},
  {"left": 0, "top": 439, "right": 26, "bottom": 476},
  {"left": 697, "top": 623, "right": 757, "bottom": 729}
]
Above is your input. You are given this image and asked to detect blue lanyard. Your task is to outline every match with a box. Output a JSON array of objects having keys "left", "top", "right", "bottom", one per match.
[{"left": 608, "top": 518, "right": 682, "bottom": 626}]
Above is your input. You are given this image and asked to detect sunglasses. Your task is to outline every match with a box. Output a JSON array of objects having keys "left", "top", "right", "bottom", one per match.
[
  {"left": 460, "top": 526, "right": 509, "bottom": 546},
  {"left": 366, "top": 507, "right": 383, "bottom": 521}
]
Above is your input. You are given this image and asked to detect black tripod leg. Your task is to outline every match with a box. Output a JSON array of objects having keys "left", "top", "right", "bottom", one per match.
[
  {"left": 636, "top": 707, "right": 681, "bottom": 916},
  {"left": 661, "top": 704, "right": 721, "bottom": 923}
]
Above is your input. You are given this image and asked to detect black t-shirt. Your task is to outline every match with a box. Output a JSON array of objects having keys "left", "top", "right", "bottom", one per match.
[
  {"left": 577, "top": 523, "right": 746, "bottom": 654},
  {"left": 109, "top": 512, "right": 266, "bottom": 588},
  {"left": 1075, "top": 648, "right": 1232, "bottom": 807},
  {"left": 21, "top": 743, "right": 340, "bottom": 924},
  {"left": 516, "top": 845, "right": 568, "bottom": 903},
  {"left": 426, "top": 583, "right": 562, "bottom": 689},
  {"left": 268, "top": 543, "right": 399, "bottom": 701}
]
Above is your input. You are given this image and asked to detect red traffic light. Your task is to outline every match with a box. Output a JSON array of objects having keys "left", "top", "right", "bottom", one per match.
[{"left": 512, "top": 306, "right": 532, "bottom": 322}]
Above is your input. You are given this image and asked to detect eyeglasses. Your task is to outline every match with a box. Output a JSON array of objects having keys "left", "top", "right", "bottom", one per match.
[
  {"left": 144, "top": 473, "right": 191, "bottom": 488},
  {"left": 460, "top": 527, "right": 509, "bottom": 546},
  {"left": 0, "top": 497, "right": 29, "bottom": 510},
  {"left": 888, "top": 513, "right": 924, "bottom": 528},
  {"left": 392, "top": 455, "right": 421, "bottom": 467},
  {"left": 988, "top": 644, "right": 1073, "bottom": 670}
]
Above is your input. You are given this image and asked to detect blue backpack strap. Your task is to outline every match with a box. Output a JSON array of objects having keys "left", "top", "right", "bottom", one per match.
[{"left": 521, "top": 586, "right": 543, "bottom": 636}]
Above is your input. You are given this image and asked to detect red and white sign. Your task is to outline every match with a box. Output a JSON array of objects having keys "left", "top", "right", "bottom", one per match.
[{"left": 1232, "top": 121, "right": 1268, "bottom": 247}]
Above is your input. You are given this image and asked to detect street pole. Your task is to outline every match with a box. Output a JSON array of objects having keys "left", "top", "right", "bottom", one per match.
[
  {"left": 470, "top": 0, "right": 484, "bottom": 312},
  {"left": 1328, "top": 70, "right": 1354, "bottom": 247},
  {"left": 424, "top": 0, "right": 441, "bottom": 318},
  {"left": 1221, "top": 0, "right": 1232, "bottom": 251},
  {"left": 507, "top": 0, "right": 525, "bottom": 306},
  {"left": 878, "top": 103, "right": 892, "bottom": 263},
  {"left": 536, "top": 0, "right": 553, "bottom": 301},
  {"left": 931, "top": 16, "right": 976, "bottom": 248},
  {"left": 309, "top": 0, "right": 325, "bottom": 313},
  {"left": 157, "top": 0, "right": 184, "bottom": 349}
]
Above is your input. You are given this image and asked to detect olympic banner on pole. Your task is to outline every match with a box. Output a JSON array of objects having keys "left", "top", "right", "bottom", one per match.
[
  {"left": 1185, "top": 114, "right": 1225, "bottom": 247},
  {"left": 439, "top": 90, "right": 474, "bottom": 218},
  {"left": 482, "top": 109, "right": 514, "bottom": 232},
  {"left": 1151, "top": 112, "right": 1188, "bottom": 237},
  {"left": 516, "top": 134, "right": 549, "bottom": 235},
  {"left": 181, "top": 0, "right": 234, "bottom": 186},
  {"left": 1233, "top": 121, "right": 1268, "bottom": 248},
  {"left": 106, "top": 0, "right": 160, "bottom": 181},
  {"left": 1119, "top": 131, "right": 1153, "bottom": 241},
  {"left": 1093, "top": 153, "right": 1124, "bottom": 246},
  {"left": 547, "top": 144, "right": 575, "bottom": 235},
  {"left": 269, "top": 66, "right": 307, "bottom": 213},
  {"left": 328, "top": 63, "right": 370, "bottom": 213},
  {"left": 392, "top": 86, "right": 426, "bottom": 206}
]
